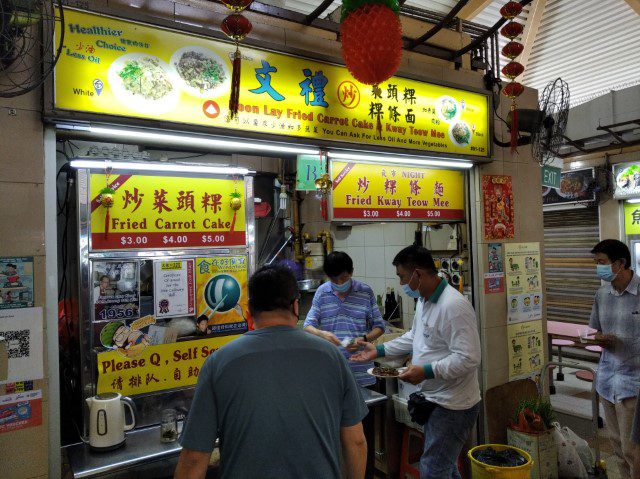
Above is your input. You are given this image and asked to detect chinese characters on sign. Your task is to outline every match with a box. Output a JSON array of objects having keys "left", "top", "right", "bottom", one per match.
[
  {"left": 482, "top": 175, "right": 515, "bottom": 240},
  {"left": 505, "top": 243, "right": 543, "bottom": 324},
  {"left": 331, "top": 161, "right": 465, "bottom": 221},
  {"left": 89, "top": 174, "right": 246, "bottom": 251},
  {"left": 96, "top": 336, "right": 239, "bottom": 396},
  {"left": 623, "top": 201, "right": 640, "bottom": 235},
  {"left": 55, "top": 9, "right": 490, "bottom": 157}
]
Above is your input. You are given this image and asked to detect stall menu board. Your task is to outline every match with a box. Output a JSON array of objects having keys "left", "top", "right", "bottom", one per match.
[
  {"left": 89, "top": 173, "right": 246, "bottom": 250},
  {"left": 54, "top": 9, "right": 490, "bottom": 157},
  {"left": 542, "top": 168, "right": 595, "bottom": 205},
  {"left": 613, "top": 162, "right": 640, "bottom": 199},
  {"left": 505, "top": 242, "right": 543, "bottom": 324},
  {"left": 331, "top": 161, "right": 465, "bottom": 221},
  {"left": 508, "top": 320, "right": 544, "bottom": 380},
  {"left": 96, "top": 335, "right": 238, "bottom": 396}
]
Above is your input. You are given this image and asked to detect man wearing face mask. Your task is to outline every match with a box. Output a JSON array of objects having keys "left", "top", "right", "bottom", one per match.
[
  {"left": 589, "top": 239, "right": 640, "bottom": 478},
  {"left": 352, "top": 245, "right": 481, "bottom": 479}
]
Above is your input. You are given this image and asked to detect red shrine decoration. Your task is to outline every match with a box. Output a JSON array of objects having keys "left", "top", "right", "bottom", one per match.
[
  {"left": 500, "top": 0, "right": 526, "bottom": 153},
  {"left": 220, "top": 0, "right": 254, "bottom": 121}
]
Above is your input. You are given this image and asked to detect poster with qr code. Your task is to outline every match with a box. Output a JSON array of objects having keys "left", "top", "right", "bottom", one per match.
[
  {"left": 0, "top": 308, "right": 43, "bottom": 384},
  {"left": 0, "top": 257, "right": 34, "bottom": 310}
]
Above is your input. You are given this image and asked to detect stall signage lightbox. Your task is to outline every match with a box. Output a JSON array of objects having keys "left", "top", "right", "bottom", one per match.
[
  {"left": 89, "top": 173, "right": 246, "bottom": 250},
  {"left": 331, "top": 161, "right": 465, "bottom": 221},
  {"left": 624, "top": 202, "right": 640, "bottom": 235},
  {"left": 54, "top": 9, "right": 490, "bottom": 157},
  {"left": 613, "top": 162, "right": 640, "bottom": 199},
  {"left": 542, "top": 168, "right": 595, "bottom": 206}
]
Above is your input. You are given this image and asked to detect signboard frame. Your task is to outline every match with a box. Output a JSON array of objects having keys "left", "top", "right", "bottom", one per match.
[
  {"left": 75, "top": 166, "right": 255, "bottom": 436},
  {"left": 613, "top": 162, "right": 640, "bottom": 199},
  {"left": 46, "top": 7, "right": 492, "bottom": 162},
  {"left": 542, "top": 167, "right": 596, "bottom": 207}
]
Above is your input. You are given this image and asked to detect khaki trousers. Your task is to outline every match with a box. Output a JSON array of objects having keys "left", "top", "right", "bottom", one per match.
[{"left": 601, "top": 396, "right": 640, "bottom": 479}]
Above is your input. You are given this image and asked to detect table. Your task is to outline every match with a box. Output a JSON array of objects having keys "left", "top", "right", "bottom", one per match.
[
  {"left": 65, "top": 388, "right": 388, "bottom": 478},
  {"left": 546, "top": 321, "right": 598, "bottom": 393}
]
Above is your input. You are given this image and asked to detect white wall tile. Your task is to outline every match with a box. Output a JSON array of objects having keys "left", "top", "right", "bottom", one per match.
[
  {"left": 364, "top": 246, "right": 386, "bottom": 279},
  {"left": 383, "top": 223, "right": 406, "bottom": 246},
  {"left": 363, "top": 277, "right": 386, "bottom": 303},
  {"left": 347, "top": 226, "right": 366, "bottom": 247},
  {"left": 348, "top": 247, "right": 366, "bottom": 273},
  {"left": 364, "top": 223, "right": 385, "bottom": 247},
  {"left": 384, "top": 246, "right": 402, "bottom": 279}
]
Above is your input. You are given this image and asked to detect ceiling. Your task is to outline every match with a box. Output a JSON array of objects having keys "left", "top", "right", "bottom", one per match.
[{"left": 258, "top": 0, "right": 640, "bottom": 107}]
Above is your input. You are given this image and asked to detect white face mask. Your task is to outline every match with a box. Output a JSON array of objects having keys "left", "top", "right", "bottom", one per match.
[{"left": 401, "top": 271, "right": 421, "bottom": 298}]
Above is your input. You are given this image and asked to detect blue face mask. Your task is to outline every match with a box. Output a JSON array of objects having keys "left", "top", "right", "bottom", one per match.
[
  {"left": 331, "top": 279, "right": 351, "bottom": 293},
  {"left": 402, "top": 271, "right": 422, "bottom": 298},
  {"left": 596, "top": 264, "right": 618, "bottom": 282}
]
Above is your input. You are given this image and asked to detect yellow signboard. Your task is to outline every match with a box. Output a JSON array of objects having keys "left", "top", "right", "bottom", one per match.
[
  {"left": 89, "top": 173, "right": 246, "bottom": 250},
  {"left": 624, "top": 202, "right": 640, "bottom": 235},
  {"left": 195, "top": 256, "right": 249, "bottom": 336},
  {"left": 96, "top": 335, "right": 239, "bottom": 396},
  {"left": 508, "top": 320, "right": 544, "bottom": 380},
  {"left": 331, "top": 161, "right": 465, "bottom": 220},
  {"left": 55, "top": 9, "right": 489, "bottom": 156}
]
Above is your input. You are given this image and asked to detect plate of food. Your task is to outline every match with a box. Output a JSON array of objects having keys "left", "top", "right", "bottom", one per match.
[
  {"left": 449, "top": 121, "right": 473, "bottom": 147},
  {"left": 367, "top": 366, "right": 407, "bottom": 378},
  {"left": 170, "top": 46, "right": 230, "bottom": 98},
  {"left": 616, "top": 164, "right": 640, "bottom": 195},
  {"left": 556, "top": 175, "right": 587, "bottom": 199},
  {"left": 436, "top": 95, "right": 461, "bottom": 123},
  {"left": 107, "top": 53, "right": 180, "bottom": 114}
]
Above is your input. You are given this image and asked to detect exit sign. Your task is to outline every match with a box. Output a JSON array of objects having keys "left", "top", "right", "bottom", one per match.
[{"left": 542, "top": 166, "right": 561, "bottom": 189}]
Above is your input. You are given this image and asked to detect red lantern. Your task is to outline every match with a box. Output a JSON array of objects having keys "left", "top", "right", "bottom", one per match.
[
  {"left": 221, "top": 0, "right": 253, "bottom": 12},
  {"left": 221, "top": 14, "right": 252, "bottom": 41},
  {"left": 503, "top": 81, "right": 524, "bottom": 100},
  {"left": 500, "top": 21, "right": 524, "bottom": 39},
  {"left": 499, "top": 1, "right": 523, "bottom": 19},
  {"left": 502, "top": 41, "right": 524, "bottom": 59},
  {"left": 340, "top": 4, "right": 403, "bottom": 86},
  {"left": 502, "top": 61, "right": 524, "bottom": 80}
]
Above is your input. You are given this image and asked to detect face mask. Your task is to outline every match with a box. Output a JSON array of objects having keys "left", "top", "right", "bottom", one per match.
[
  {"left": 596, "top": 264, "right": 618, "bottom": 282},
  {"left": 402, "top": 271, "right": 422, "bottom": 299},
  {"left": 331, "top": 279, "right": 351, "bottom": 293}
]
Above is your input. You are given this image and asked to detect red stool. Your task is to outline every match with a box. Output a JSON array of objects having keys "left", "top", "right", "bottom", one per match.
[
  {"left": 399, "top": 426, "right": 467, "bottom": 479},
  {"left": 576, "top": 345, "right": 601, "bottom": 382},
  {"left": 552, "top": 339, "right": 575, "bottom": 381}
]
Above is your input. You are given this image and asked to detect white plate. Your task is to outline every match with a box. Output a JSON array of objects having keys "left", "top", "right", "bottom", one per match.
[
  {"left": 170, "top": 46, "right": 231, "bottom": 99},
  {"left": 107, "top": 53, "right": 180, "bottom": 114},
  {"left": 556, "top": 177, "right": 587, "bottom": 199},
  {"left": 435, "top": 95, "right": 461, "bottom": 123},
  {"left": 448, "top": 120, "right": 473, "bottom": 148},
  {"left": 366, "top": 367, "right": 407, "bottom": 378}
]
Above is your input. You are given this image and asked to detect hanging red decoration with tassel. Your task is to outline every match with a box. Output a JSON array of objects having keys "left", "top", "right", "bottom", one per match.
[
  {"left": 220, "top": 2, "right": 253, "bottom": 121},
  {"left": 500, "top": 0, "right": 526, "bottom": 154},
  {"left": 100, "top": 167, "right": 115, "bottom": 240}
]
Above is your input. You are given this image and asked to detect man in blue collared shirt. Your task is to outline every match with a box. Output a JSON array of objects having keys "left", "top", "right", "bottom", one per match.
[{"left": 590, "top": 239, "right": 640, "bottom": 478}]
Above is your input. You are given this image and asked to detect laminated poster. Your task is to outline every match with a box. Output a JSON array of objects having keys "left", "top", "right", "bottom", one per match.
[
  {"left": 482, "top": 176, "right": 514, "bottom": 240},
  {"left": 196, "top": 256, "right": 248, "bottom": 336},
  {"left": 93, "top": 260, "right": 140, "bottom": 322},
  {"left": 505, "top": 243, "right": 543, "bottom": 324},
  {"left": 0, "top": 389, "right": 43, "bottom": 434},
  {"left": 153, "top": 259, "right": 195, "bottom": 319},
  {"left": 508, "top": 320, "right": 544, "bottom": 380},
  {"left": 0, "top": 307, "right": 44, "bottom": 384},
  {"left": 0, "top": 257, "right": 34, "bottom": 310}
]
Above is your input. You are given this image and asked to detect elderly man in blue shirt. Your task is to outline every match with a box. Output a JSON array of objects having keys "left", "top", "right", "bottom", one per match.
[
  {"left": 590, "top": 239, "right": 640, "bottom": 478},
  {"left": 304, "top": 251, "right": 385, "bottom": 478}
]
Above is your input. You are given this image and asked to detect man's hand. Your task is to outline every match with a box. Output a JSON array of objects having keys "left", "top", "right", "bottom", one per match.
[
  {"left": 345, "top": 340, "right": 360, "bottom": 353},
  {"left": 350, "top": 341, "right": 377, "bottom": 362},
  {"left": 398, "top": 365, "right": 426, "bottom": 385},
  {"left": 321, "top": 331, "right": 342, "bottom": 347},
  {"left": 594, "top": 332, "right": 616, "bottom": 348}
]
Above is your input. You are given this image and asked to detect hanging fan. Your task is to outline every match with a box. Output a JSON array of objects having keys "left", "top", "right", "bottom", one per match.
[
  {"left": 0, "top": 0, "right": 64, "bottom": 98},
  {"left": 494, "top": 78, "right": 570, "bottom": 166}
]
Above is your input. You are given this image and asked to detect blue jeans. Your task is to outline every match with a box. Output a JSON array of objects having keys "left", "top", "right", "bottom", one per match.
[{"left": 420, "top": 401, "right": 481, "bottom": 479}]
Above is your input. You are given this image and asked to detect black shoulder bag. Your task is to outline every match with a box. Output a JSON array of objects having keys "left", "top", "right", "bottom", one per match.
[{"left": 407, "top": 392, "right": 438, "bottom": 425}]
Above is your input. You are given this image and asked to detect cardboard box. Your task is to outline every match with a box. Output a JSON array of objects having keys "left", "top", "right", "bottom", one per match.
[{"left": 507, "top": 428, "right": 558, "bottom": 479}]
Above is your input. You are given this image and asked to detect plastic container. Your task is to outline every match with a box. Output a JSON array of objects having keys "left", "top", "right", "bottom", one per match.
[
  {"left": 468, "top": 444, "right": 533, "bottom": 479},
  {"left": 392, "top": 394, "right": 423, "bottom": 433}
]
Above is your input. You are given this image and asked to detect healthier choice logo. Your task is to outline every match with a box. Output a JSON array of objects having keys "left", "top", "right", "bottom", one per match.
[{"left": 202, "top": 100, "right": 221, "bottom": 119}]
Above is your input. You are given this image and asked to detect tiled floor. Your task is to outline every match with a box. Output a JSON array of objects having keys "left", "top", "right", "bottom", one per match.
[{"left": 550, "top": 356, "right": 623, "bottom": 479}]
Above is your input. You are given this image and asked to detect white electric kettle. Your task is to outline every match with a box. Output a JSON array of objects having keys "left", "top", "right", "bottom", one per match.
[{"left": 86, "top": 392, "right": 136, "bottom": 451}]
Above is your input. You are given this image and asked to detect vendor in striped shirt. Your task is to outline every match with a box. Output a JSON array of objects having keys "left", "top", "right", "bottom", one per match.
[{"left": 303, "top": 251, "right": 386, "bottom": 387}]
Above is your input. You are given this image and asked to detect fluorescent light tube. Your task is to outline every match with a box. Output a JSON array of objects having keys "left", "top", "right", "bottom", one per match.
[
  {"left": 626, "top": 198, "right": 640, "bottom": 204},
  {"left": 327, "top": 151, "right": 474, "bottom": 169},
  {"left": 70, "top": 159, "right": 250, "bottom": 176},
  {"left": 85, "top": 126, "right": 320, "bottom": 156}
]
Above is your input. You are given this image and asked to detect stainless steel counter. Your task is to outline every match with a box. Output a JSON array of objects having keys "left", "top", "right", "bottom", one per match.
[{"left": 64, "top": 388, "right": 388, "bottom": 478}]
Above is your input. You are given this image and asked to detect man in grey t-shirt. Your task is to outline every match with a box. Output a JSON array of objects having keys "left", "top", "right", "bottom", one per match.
[{"left": 174, "top": 265, "right": 368, "bottom": 479}]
